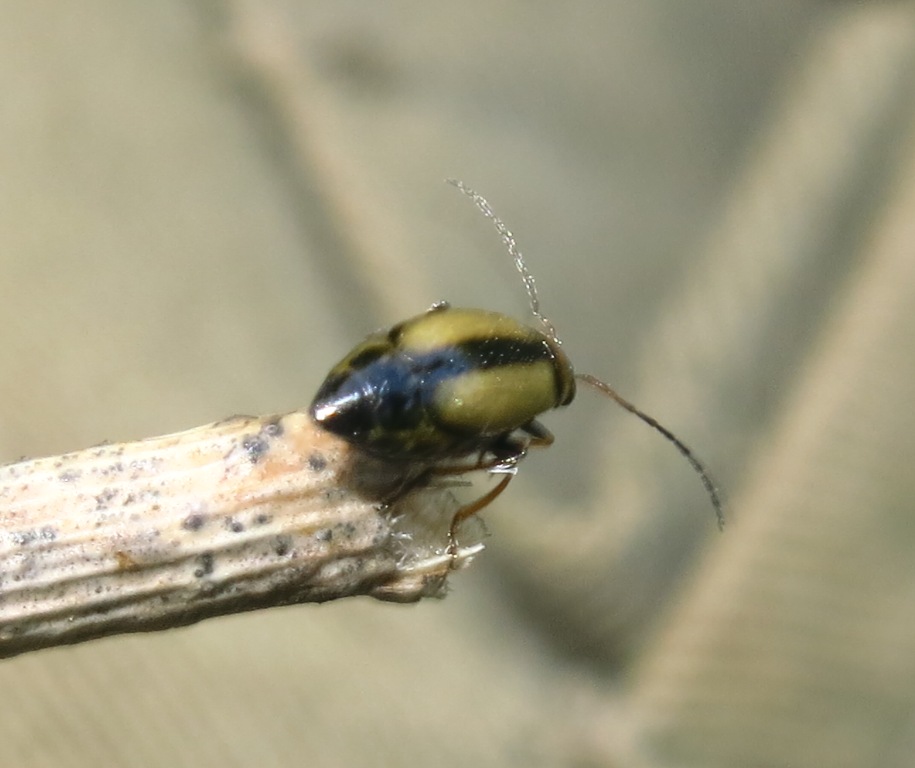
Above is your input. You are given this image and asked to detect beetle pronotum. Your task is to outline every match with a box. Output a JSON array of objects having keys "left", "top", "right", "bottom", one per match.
[{"left": 310, "top": 181, "right": 724, "bottom": 556}]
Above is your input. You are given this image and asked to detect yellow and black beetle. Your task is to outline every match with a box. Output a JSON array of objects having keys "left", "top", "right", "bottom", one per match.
[
  {"left": 310, "top": 180, "right": 723, "bottom": 552},
  {"left": 310, "top": 305, "right": 573, "bottom": 462}
]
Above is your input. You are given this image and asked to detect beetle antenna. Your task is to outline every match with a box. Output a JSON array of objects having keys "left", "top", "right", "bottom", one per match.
[
  {"left": 447, "top": 179, "right": 724, "bottom": 530},
  {"left": 446, "top": 179, "right": 561, "bottom": 345},
  {"left": 576, "top": 372, "right": 725, "bottom": 530}
]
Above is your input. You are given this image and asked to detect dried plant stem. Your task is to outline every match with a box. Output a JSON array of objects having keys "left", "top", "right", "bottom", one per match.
[{"left": 0, "top": 411, "right": 482, "bottom": 659}]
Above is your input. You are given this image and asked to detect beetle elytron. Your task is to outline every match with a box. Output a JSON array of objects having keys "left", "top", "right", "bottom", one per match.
[{"left": 310, "top": 180, "right": 723, "bottom": 554}]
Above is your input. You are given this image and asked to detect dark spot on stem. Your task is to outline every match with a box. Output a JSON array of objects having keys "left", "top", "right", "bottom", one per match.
[
  {"left": 182, "top": 514, "right": 206, "bottom": 532},
  {"left": 274, "top": 536, "right": 292, "bottom": 557},
  {"left": 225, "top": 517, "right": 245, "bottom": 533},
  {"left": 242, "top": 435, "right": 270, "bottom": 464},
  {"left": 194, "top": 552, "right": 215, "bottom": 578},
  {"left": 95, "top": 488, "right": 118, "bottom": 510},
  {"left": 308, "top": 453, "right": 327, "bottom": 472},
  {"left": 241, "top": 419, "right": 285, "bottom": 464},
  {"left": 262, "top": 417, "right": 284, "bottom": 438}
]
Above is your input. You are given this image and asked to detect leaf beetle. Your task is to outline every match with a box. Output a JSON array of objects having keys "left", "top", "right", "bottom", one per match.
[{"left": 310, "top": 180, "right": 723, "bottom": 555}]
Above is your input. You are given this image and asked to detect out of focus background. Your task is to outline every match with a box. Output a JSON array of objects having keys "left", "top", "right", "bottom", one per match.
[{"left": 2, "top": 2, "right": 914, "bottom": 766}]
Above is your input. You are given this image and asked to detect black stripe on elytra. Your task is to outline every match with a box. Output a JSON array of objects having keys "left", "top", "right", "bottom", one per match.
[
  {"left": 455, "top": 336, "right": 552, "bottom": 369},
  {"left": 347, "top": 346, "right": 387, "bottom": 371}
]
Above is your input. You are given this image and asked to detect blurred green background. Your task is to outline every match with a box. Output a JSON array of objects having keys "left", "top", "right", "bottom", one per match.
[{"left": 1, "top": 2, "right": 914, "bottom": 766}]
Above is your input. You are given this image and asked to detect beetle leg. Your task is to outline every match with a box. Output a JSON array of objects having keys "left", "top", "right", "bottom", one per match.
[
  {"left": 447, "top": 472, "right": 514, "bottom": 560},
  {"left": 379, "top": 451, "right": 508, "bottom": 524},
  {"left": 443, "top": 424, "right": 558, "bottom": 560},
  {"left": 520, "top": 419, "right": 554, "bottom": 448},
  {"left": 428, "top": 452, "right": 506, "bottom": 478},
  {"left": 375, "top": 466, "right": 431, "bottom": 512},
  {"left": 486, "top": 421, "right": 552, "bottom": 466}
]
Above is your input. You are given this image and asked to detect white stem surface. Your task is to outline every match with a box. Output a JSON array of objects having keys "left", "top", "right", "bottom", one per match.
[{"left": 0, "top": 411, "right": 482, "bottom": 658}]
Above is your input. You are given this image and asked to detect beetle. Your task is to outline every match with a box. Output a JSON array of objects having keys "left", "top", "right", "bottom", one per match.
[{"left": 310, "top": 180, "right": 723, "bottom": 555}]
